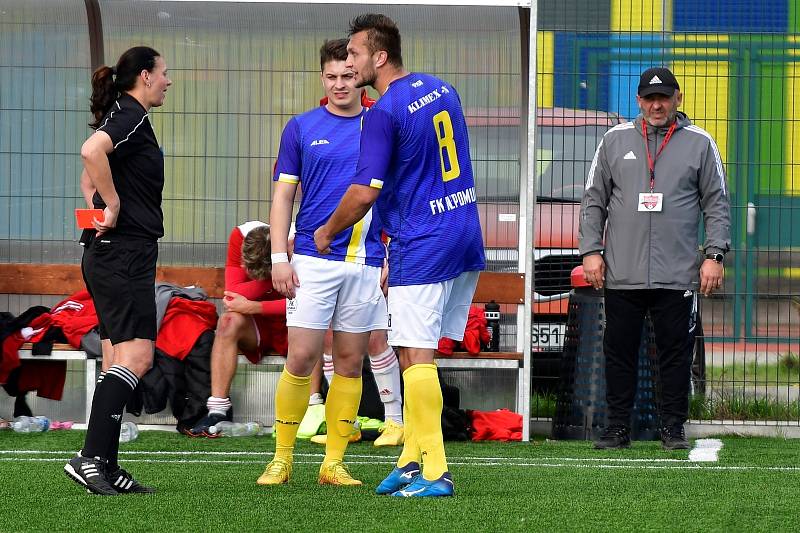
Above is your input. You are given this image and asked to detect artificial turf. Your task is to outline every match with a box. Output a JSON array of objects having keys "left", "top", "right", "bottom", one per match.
[{"left": 1, "top": 431, "right": 799, "bottom": 532}]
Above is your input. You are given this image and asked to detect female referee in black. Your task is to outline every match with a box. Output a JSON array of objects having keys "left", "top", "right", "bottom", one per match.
[{"left": 64, "top": 46, "right": 171, "bottom": 495}]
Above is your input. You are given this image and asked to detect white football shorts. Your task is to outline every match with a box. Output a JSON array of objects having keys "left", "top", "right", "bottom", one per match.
[
  {"left": 387, "top": 270, "right": 480, "bottom": 349},
  {"left": 286, "top": 253, "right": 387, "bottom": 333}
]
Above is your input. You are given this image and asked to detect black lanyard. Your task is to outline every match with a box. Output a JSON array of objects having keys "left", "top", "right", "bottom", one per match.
[{"left": 642, "top": 120, "right": 676, "bottom": 192}]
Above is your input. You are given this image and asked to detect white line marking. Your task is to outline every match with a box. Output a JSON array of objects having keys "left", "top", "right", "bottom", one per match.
[
  {"left": 4, "top": 457, "right": 800, "bottom": 472},
  {"left": 688, "top": 438, "right": 724, "bottom": 462},
  {"left": 0, "top": 450, "right": 687, "bottom": 462}
]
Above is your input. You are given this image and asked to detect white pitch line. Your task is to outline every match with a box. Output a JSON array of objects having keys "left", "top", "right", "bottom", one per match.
[
  {"left": 3, "top": 456, "right": 800, "bottom": 472},
  {"left": 0, "top": 450, "right": 689, "bottom": 463},
  {"left": 688, "top": 438, "right": 724, "bottom": 462}
]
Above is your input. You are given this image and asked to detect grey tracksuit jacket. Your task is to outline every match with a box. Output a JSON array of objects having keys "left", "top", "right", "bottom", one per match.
[{"left": 578, "top": 111, "right": 731, "bottom": 291}]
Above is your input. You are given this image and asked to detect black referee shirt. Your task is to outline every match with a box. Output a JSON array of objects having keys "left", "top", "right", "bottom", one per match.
[{"left": 94, "top": 93, "right": 164, "bottom": 240}]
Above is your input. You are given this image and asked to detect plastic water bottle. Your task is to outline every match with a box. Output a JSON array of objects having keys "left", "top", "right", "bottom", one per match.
[
  {"left": 119, "top": 421, "right": 139, "bottom": 443},
  {"left": 209, "top": 421, "right": 260, "bottom": 437},
  {"left": 485, "top": 300, "right": 501, "bottom": 352},
  {"left": 11, "top": 416, "right": 50, "bottom": 433}
]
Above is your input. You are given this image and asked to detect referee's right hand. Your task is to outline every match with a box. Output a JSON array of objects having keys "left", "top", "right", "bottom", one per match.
[{"left": 272, "top": 262, "right": 299, "bottom": 299}]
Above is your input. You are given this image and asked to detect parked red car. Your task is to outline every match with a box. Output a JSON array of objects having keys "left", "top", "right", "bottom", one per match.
[{"left": 469, "top": 107, "right": 624, "bottom": 389}]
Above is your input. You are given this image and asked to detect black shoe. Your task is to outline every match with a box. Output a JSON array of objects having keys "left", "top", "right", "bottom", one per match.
[
  {"left": 188, "top": 411, "right": 230, "bottom": 438},
  {"left": 64, "top": 455, "right": 118, "bottom": 496},
  {"left": 107, "top": 467, "right": 156, "bottom": 494},
  {"left": 661, "top": 424, "right": 690, "bottom": 450},
  {"left": 594, "top": 425, "right": 631, "bottom": 449}
]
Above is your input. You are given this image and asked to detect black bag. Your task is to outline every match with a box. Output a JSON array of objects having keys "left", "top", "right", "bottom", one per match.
[{"left": 127, "top": 330, "right": 213, "bottom": 431}]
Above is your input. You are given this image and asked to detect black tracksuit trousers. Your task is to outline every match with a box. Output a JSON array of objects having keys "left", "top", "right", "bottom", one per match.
[{"left": 603, "top": 288, "right": 696, "bottom": 428}]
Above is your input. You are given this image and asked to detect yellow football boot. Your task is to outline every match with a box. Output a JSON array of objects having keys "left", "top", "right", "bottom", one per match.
[
  {"left": 318, "top": 460, "right": 362, "bottom": 486},
  {"left": 256, "top": 458, "right": 292, "bottom": 485},
  {"left": 373, "top": 420, "right": 404, "bottom": 447}
]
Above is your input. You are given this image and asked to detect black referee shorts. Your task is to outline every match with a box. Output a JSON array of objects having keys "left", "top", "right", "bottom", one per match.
[{"left": 81, "top": 233, "right": 158, "bottom": 345}]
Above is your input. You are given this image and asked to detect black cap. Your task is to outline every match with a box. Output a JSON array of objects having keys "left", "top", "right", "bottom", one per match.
[{"left": 637, "top": 67, "right": 680, "bottom": 97}]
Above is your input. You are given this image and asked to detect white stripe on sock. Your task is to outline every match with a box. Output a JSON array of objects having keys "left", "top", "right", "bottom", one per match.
[{"left": 108, "top": 365, "right": 138, "bottom": 390}]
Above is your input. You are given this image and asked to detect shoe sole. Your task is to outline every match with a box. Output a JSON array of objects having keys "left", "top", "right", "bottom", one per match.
[
  {"left": 391, "top": 489, "right": 454, "bottom": 497},
  {"left": 318, "top": 479, "right": 363, "bottom": 486},
  {"left": 64, "top": 464, "right": 118, "bottom": 496},
  {"left": 117, "top": 487, "right": 157, "bottom": 494},
  {"left": 593, "top": 443, "right": 631, "bottom": 450}
]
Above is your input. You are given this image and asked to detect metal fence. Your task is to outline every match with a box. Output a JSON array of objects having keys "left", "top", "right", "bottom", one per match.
[
  {"left": 533, "top": 0, "right": 800, "bottom": 427},
  {"left": 1, "top": 0, "right": 798, "bottom": 429}
]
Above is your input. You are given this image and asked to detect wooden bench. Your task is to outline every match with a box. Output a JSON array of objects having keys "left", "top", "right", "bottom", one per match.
[{"left": 3, "top": 263, "right": 526, "bottom": 424}]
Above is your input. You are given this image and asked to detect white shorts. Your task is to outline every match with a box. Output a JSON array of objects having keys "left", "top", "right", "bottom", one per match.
[
  {"left": 286, "top": 254, "right": 387, "bottom": 333},
  {"left": 387, "top": 270, "right": 480, "bottom": 349}
]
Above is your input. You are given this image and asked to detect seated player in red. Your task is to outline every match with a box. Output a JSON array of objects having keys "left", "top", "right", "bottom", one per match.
[{"left": 187, "top": 221, "right": 323, "bottom": 436}]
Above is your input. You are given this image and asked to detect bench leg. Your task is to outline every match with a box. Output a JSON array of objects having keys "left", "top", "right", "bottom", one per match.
[{"left": 84, "top": 358, "right": 97, "bottom": 424}]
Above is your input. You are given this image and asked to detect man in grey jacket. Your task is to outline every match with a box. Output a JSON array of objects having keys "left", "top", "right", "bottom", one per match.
[{"left": 578, "top": 67, "right": 731, "bottom": 450}]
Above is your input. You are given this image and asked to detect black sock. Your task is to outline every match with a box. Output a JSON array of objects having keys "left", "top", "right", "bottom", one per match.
[
  {"left": 106, "top": 384, "right": 135, "bottom": 472},
  {"left": 82, "top": 365, "right": 138, "bottom": 462},
  {"left": 93, "top": 371, "right": 122, "bottom": 471}
]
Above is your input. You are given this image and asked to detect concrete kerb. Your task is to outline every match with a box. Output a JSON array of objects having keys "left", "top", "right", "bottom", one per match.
[{"left": 530, "top": 418, "right": 800, "bottom": 439}]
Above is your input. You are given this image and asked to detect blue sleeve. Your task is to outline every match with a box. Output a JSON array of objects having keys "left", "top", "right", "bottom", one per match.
[
  {"left": 352, "top": 108, "right": 395, "bottom": 190},
  {"left": 273, "top": 118, "right": 301, "bottom": 184}
]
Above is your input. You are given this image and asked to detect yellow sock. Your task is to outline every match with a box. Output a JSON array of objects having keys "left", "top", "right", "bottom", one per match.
[
  {"left": 396, "top": 389, "right": 420, "bottom": 468},
  {"left": 323, "top": 373, "right": 362, "bottom": 464},
  {"left": 404, "top": 363, "right": 447, "bottom": 480},
  {"left": 274, "top": 368, "right": 311, "bottom": 462}
]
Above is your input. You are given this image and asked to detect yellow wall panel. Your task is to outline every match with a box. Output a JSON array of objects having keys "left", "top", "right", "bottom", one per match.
[
  {"left": 671, "top": 33, "right": 730, "bottom": 56},
  {"left": 786, "top": 40, "right": 800, "bottom": 195},
  {"left": 611, "top": 0, "right": 669, "bottom": 31},
  {"left": 671, "top": 61, "right": 729, "bottom": 164},
  {"left": 537, "top": 31, "right": 554, "bottom": 108}
]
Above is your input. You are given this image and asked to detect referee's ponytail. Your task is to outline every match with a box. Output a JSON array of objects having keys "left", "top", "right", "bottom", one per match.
[{"left": 89, "top": 46, "right": 160, "bottom": 129}]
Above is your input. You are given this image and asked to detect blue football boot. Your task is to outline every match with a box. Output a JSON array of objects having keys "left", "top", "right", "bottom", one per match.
[
  {"left": 391, "top": 471, "right": 454, "bottom": 498},
  {"left": 375, "top": 461, "right": 420, "bottom": 495}
]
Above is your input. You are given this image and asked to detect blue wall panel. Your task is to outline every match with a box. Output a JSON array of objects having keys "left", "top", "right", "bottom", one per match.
[
  {"left": 673, "top": 0, "right": 787, "bottom": 33},
  {"left": 609, "top": 61, "right": 650, "bottom": 121}
]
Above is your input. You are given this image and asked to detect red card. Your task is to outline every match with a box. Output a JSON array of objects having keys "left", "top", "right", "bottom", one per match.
[{"left": 75, "top": 209, "right": 104, "bottom": 229}]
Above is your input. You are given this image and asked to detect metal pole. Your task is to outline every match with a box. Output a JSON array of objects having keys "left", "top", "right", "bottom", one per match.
[{"left": 520, "top": 1, "right": 539, "bottom": 442}]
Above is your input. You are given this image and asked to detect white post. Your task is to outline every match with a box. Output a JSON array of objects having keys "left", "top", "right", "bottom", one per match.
[{"left": 521, "top": 1, "right": 539, "bottom": 442}]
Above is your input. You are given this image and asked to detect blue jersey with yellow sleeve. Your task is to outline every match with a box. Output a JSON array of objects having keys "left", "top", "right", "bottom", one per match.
[
  {"left": 351, "top": 73, "right": 485, "bottom": 285},
  {"left": 274, "top": 106, "right": 384, "bottom": 267}
]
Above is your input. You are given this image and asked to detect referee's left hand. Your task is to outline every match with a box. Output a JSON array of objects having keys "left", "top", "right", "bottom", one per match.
[
  {"left": 94, "top": 205, "right": 119, "bottom": 236},
  {"left": 314, "top": 226, "right": 332, "bottom": 255}
]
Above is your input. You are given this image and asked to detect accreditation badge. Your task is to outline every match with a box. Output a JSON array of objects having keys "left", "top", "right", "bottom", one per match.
[{"left": 638, "top": 192, "right": 664, "bottom": 212}]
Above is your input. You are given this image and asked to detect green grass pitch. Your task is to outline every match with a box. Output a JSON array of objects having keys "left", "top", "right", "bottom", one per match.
[{"left": 2, "top": 431, "right": 800, "bottom": 532}]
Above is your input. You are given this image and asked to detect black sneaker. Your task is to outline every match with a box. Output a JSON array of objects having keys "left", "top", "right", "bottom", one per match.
[
  {"left": 188, "top": 412, "right": 229, "bottom": 438},
  {"left": 107, "top": 467, "right": 156, "bottom": 494},
  {"left": 64, "top": 455, "right": 118, "bottom": 496},
  {"left": 661, "top": 424, "right": 690, "bottom": 450},
  {"left": 594, "top": 425, "right": 631, "bottom": 449}
]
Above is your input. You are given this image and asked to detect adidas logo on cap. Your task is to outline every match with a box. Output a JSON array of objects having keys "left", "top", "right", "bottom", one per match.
[{"left": 638, "top": 67, "right": 679, "bottom": 97}]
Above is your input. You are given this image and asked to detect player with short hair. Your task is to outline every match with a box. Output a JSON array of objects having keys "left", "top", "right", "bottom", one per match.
[
  {"left": 315, "top": 14, "right": 485, "bottom": 498},
  {"left": 259, "top": 38, "right": 388, "bottom": 487},
  {"left": 186, "top": 221, "right": 317, "bottom": 438}
]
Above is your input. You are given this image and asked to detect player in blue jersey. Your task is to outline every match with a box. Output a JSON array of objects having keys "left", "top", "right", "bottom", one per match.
[
  {"left": 259, "top": 39, "right": 388, "bottom": 487},
  {"left": 315, "top": 14, "right": 486, "bottom": 498}
]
